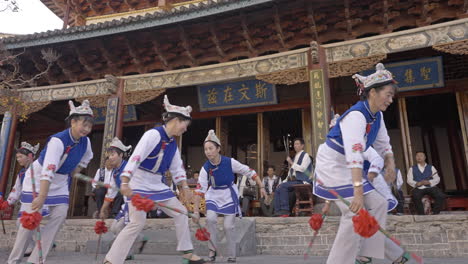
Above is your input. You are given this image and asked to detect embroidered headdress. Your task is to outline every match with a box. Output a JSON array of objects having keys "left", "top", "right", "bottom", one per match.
[
  {"left": 109, "top": 137, "right": 132, "bottom": 152},
  {"left": 68, "top": 100, "right": 93, "bottom": 117},
  {"left": 163, "top": 95, "right": 192, "bottom": 119},
  {"left": 204, "top": 129, "right": 221, "bottom": 146},
  {"left": 352, "top": 63, "right": 395, "bottom": 95},
  {"left": 18, "top": 142, "right": 40, "bottom": 155}
]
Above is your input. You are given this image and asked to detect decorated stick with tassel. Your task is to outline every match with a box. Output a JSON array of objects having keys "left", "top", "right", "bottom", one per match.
[
  {"left": 311, "top": 171, "right": 423, "bottom": 264},
  {"left": 74, "top": 173, "right": 217, "bottom": 250},
  {"left": 28, "top": 155, "right": 44, "bottom": 264}
]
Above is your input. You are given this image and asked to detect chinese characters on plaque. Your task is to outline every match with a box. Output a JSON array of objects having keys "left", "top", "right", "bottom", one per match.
[
  {"left": 198, "top": 80, "right": 277, "bottom": 111},
  {"left": 362, "top": 57, "right": 444, "bottom": 92}
]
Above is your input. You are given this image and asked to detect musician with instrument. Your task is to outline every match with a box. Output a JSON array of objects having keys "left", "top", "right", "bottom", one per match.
[
  {"left": 273, "top": 138, "right": 312, "bottom": 217},
  {"left": 407, "top": 151, "right": 445, "bottom": 215}
]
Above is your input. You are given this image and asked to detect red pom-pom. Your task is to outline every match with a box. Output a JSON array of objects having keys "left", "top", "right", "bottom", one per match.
[
  {"left": 94, "top": 221, "right": 108, "bottom": 235},
  {"left": 20, "top": 212, "right": 43, "bottom": 230},
  {"left": 308, "top": 213, "right": 324, "bottom": 231},
  {"left": 0, "top": 199, "right": 9, "bottom": 211},
  {"left": 195, "top": 228, "right": 210, "bottom": 241},
  {"left": 352, "top": 209, "right": 380, "bottom": 238},
  {"left": 131, "top": 194, "right": 155, "bottom": 212}
]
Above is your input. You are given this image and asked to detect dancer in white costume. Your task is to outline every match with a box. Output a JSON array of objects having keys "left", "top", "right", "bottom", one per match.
[
  {"left": 8, "top": 100, "right": 94, "bottom": 264},
  {"left": 104, "top": 95, "right": 206, "bottom": 264},
  {"left": 193, "top": 130, "right": 266, "bottom": 263},
  {"left": 313, "top": 64, "right": 409, "bottom": 264},
  {"left": 5, "top": 142, "right": 41, "bottom": 260}
]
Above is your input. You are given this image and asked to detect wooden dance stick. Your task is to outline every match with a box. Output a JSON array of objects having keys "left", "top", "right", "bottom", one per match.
[
  {"left": 308, "top": 169, "right": 423, "bottom": 264},
  {"left": 28, "top": 155, "right": 44, "bottom": 264},
  {"left": 73, "top": 173, "right": 217, "bottom": 251}
]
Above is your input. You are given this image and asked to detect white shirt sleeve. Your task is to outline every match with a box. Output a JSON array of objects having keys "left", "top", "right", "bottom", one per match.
[
  {"left": 121, "top": 129, "right": 161, "bottom": 179},
  {"left": 105, "top": 175, "right": 118, "bottom": 201},
  {"left": 169, "top": 148, "right": 187, "bottom": 185},
  {"left": 362, "top": 147, "right": 384, "bottom": 174},
  {"left": 195, "top": 167, "right": 209, "bottom": 195},
  {"left": 7, "top": 172, "right": 23, "bottom": 205},
  {"left": 407, "top": 167, "right": 416, "bottom": 188},
  {"left": 92, "top": 169, "right": 101, "bottom": 189},
  {"left": 78, "top": 137, "right": 93, "bottom": 168},
  {"left": 231, "top": 158, "right": 257, "bottom": 180},
  {"left": 396, "top": 170, "right": 403, "bottom": 190},
  {"left": 291, "top": 152, "right": 311, "bottom": 173},
  {"left": 429, "top": 166, "right": 440, "bottom": 187},
  {"left": 373, "top": 114, "right": 393, "bottom": 157},
  {"left": 340, "top": 111, "right": 367, "bottom": 169},
  {"left": 40, "top": 137, "right": 64, "bottom": 182}
]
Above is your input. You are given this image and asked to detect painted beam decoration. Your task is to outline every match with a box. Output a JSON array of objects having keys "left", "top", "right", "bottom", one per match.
[
  {"left": 362, "top": 56, "right": 444, "bottom": 92},
  {"left": 310, "top": 69, "right": 328, "bottom": 151},
  {"left": 93, "top": 105, "right": 137, "bottom": 125},
  {"left": 198, "top": 80, "right": 277, "bottom": 111}
]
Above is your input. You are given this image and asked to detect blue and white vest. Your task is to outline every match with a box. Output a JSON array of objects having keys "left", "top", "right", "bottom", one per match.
[
  {"left": 38, "top": 129, "right": 88, "bottom": 174},
  {"left": 203, "top": 156, "right": 240, "bottom": 215},
  {"left": 18, "top": 168, "right": 26, "bottom": 185},
  {"left": 315, "top": 100, "right": 382, "bottom": 199},
  {"left": 412, "top": 164, "right": 433, "bottom": 182},
  {"left": 326, "top": 100, "right": 381, "bottom": 155},
  {"left": 138, "top": 126, "right": 178, "bottom": 175},
  {"left": 290, "top": 152, "right": 312, "bottom": 183},
  {"left": 203, "top": 156, "right": 235, "bottom": 188},
  {"left": 113, "top": 159, "right": 127, "bottom": 188}
]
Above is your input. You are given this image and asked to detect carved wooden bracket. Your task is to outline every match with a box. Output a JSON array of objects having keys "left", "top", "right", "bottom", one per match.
[{"left": 433, "top": 39, "right": 468, "bottom": 55}]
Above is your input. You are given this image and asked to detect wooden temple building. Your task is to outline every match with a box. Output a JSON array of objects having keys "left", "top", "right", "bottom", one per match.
[{"left": 1, "top": 0, "right": 468, "bottom": 216}]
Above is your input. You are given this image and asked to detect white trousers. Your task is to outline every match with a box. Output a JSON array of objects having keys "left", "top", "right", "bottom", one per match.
[
  {"left": 206, "top": 210, "right": 236, "bottom": 258},
  {"left": 109, "top": 217, "right": 146, "bottom": 256},
  {"left": 327, "top": 191, "right": 404, "bottom": 264},
  {"left": 105, "top": 197, "right": 193, "bottom": 264},
  {"left": 7, "top": 204, "right": 68, "bottom": 264}
]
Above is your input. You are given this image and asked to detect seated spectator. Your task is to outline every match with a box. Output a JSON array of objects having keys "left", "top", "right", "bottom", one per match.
[
  {"left": 261, "top": 165, "right": 280, "bottom": 216},
  {"left": 187, "top": 171, "right": 199, "bottom": 185},
  {"left": 407, "top": 151, "right": 446, "bottom": 215},
  {"left": 238, "top": 174, "right": 257, "bottom": 216},
  {"left": 273, "top": 138, "right": 312, "bottom": 217},
  {"left": 92, "top": 158, "right": 113, "bottom": 218},
  {"left": 389, "top": 168, "right": 405, "bottom": 215}
]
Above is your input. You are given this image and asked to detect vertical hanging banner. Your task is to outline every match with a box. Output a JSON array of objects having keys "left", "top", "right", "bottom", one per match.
[
  {"left": 310, "top": 69, "right": 328, "bottom": 154},
  {"left": 100, "top": 97, "right": 118, "bottom": 166}
]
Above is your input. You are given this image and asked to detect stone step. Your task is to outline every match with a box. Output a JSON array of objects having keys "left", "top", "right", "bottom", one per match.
[{"left": 86, "top": 217, "right": 256, "bottom": 257}]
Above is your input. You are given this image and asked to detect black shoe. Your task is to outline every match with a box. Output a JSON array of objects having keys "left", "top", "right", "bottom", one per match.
[
  {"left": 23, "top": 252, "right": 32, "bottom": 257},
  {"left": 227, "top": 257, "right": 236, "bottom": 263},
  {"left": 183, "top": 258, "right": 207, "bottom": 264},
  {"left": 208, "top": 250, "right": 216, "bottom": 262},
  {"left": 138, "top": 237, "right": 149, "bottom": 254},
  {"left": 125, "top": 255, "right": 135, "bottom": 261}
]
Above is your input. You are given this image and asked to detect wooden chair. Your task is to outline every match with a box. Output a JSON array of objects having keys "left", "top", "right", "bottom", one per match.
[
  {"left": 446, "top": 196, "right": 468, "bottom": 211},
  {"left": 292, "top": 184, "right": 314, "bottom": 216}
]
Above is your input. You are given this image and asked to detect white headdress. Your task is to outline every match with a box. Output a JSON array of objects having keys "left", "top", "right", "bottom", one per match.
[
  {"left": 204, "top": 129, "right": 221, "bottom": 146},
  {"left": 68, "top": 100, "right": 93, "bottom": 117},
  {"left": 352, "top": 63, "right": 395, "bottom": 95},
  {"left": 19, "top": 142, "right": 40, "bottom": 155},
  {"left": 109, "top": 137, "right": 132, "bottom": 152},
  {"left": 163, "top": 95, "right": 192, "bottom": 119}
]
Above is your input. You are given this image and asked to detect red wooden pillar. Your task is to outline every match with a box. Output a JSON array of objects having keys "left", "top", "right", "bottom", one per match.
[{"left": 0, "top": 107, "right": 18, "bottom": 194}]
